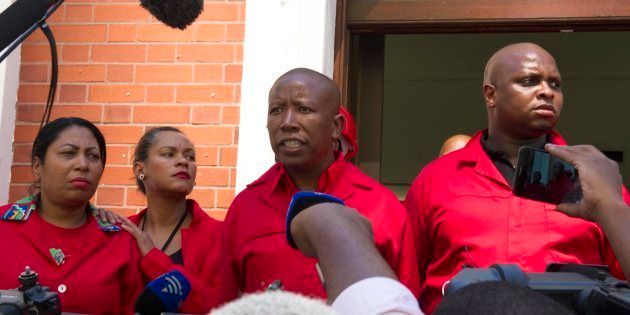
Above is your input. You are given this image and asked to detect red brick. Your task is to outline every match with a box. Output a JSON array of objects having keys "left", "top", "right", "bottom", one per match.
[
  {"left": 133, "top": 106, "right": 190, "bottom": 124},
  {"left": 92, "top": 45, "right": 146, "bottom": 62},
  {"left": 101, "top": 165, "right": 135, "bottom": 185},
  {"left": 178, "top": 44, "right": 233, "bottom": 62},
  {"left": 136, "top": 65, "right": 192, "bottom": 83},
  {"left": 102, "top": 207, "right": 139, "bottom": 217},
  {"left": 11, "top": 165, "right": 34, "bottom": 183},
  {"left": 147, "top": 45, "right": 176, "bottom": 62},
  {"left": 107, "top": 65, "right": 134, "bottom": 82},
  {"left": 59, "top": 85, "right": 87, "bottom": 103},
  {"left": 89, "top": 85, "right": 145, "bottom": 103},
  {"left": 178, "top": 126, "right": 233, "bottom": 145},
  {"left": 235, "top": 85, "right": 241, "bottom": 103},
  {"left": 100, "top": 125, "right": 143, "bottom": 144},
  {"left": 146, "top": 85, "right": 174, "bottom": 103},
  {"left": 225, "top": 64, "right": 242, "bottom": 82},
  {"left": 194, "top": 64, "right": 222, "bottom": 83},
  {"left": 216, "top": 188, "right": 235, "bottom": 208},
  {"left": 47, "top": 5, "right": 65, "bottom": 23},
  {"left": 207, "top": 210, "right": 226, "bottom": 221},
  {"left": 198, "top": 2, "right": 239, "bottom": 21},
  {"left": 229, "top": 168, "right": 237, "bottom": 187},
  {"left": 226, "top": 24, "right": 245, "bottom": 41},
  {"left": 103, "top": 105, "right": 132, "bottom": 123},
  {"left": 188, "top": 188, "right": 215, "bottom": 208},
  {"left": 194, "top": 146, "right": 218, "bottom": 166},
  {"left": 106, "top": 145, "right": 130, "bottom": 164},
  {"left": 50, "top": 105, "right": 102, "bottom": 122},
  {"left": 235, "top": 44, "right": 243, "bottom": 62},
  {"left": 21, "top": 45, "right": 53, "bottom": 62},
  {"left": 138, "top": 24, "right": 194, "bottom": 42},
  {"left": 126, "top": 187, "right": 147, "bottom": 207},
  {"left": 176, "top": 85, "right": 234, "bottom": 103},
  {"left": 238, "top": 2, "right": 246, "bottom": 21},
  {"left": 20, "top": 65, "right": 48, "bottom": 82},
  {"left": 61, "top": 45, "right": 90, "bottom": 62},
  {"left": 59, "top": 65, "right": 106, "bottom": 82},
  {"left": 108, "top": 24, "right": 138, "bottom": 42},
  {"left": 18, "top": 84, "right": 49, "bottom": 103},
  {"left": 94, "top": 4, "right": 149, "bottom": 22},
  {"left": 52, "top": 25, "right": 107, "bottom": 42},
  {"left": 13, "top": 144, "right": 33, "bottom": 164},
  {"left": 24, "top": 28, "right": 47, "bottom": 43},
  {"left": 16, "top": 105, "right": 44, "bottom": 122},
  {"left": 195, "top": 24, "right": 225, "bottom": 42},
  {"left": 9, "top": 185, "right": 31, "bottom": 203},
  {"left": 65, "top": 5, "right": 93, "bottom": 22},
  {"left": 191, "top": 106, "right": 220, "bottom": 124},
  {"left": 221, "top": 106, "right": 240, "bottom": 124},
  {"left": 219, "top": 146, "right": 238, "bottom": 166},
  {"left": 96, "top": 187, "right": 125, "bottom": 206},
  {"left": 196, "top": 167, "right": 229, "bottom": 186}
]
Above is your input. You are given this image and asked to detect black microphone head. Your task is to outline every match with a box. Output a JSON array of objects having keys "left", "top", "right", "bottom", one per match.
[{"left": 140, "top": 0, "right": 204, "bottom": 30}]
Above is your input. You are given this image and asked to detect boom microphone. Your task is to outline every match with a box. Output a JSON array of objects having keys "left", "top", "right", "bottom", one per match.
[
  {"left": 0, "top": 0, "right": 56, "bottom": 54},
  {"left": 134, "top": 270, "right": 191, "bottom": 315},
  {"left": 140, "top": 0, "right": 204, "bottom": 30}
]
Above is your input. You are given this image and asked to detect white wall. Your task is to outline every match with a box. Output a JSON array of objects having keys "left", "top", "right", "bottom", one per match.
[
  {"left": 235, "top": 0, "right": 337, "bottom": 192},
  {"left": 0, "top": 0, "right": 19, "bottom": 204}
]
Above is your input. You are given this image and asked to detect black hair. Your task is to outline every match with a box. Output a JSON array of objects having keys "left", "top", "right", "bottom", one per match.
[
  {"left": 434, "top": 281, "right": 571, "bottom": 315},
  {"left": 30, "top": 117, "right": 107, "bottom": 193},
  {"left": 133, "top": 126, "right": 182, "bottom": 194}
]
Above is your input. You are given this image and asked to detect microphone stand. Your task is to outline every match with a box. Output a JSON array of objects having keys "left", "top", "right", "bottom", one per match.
[{"left": 0, "top": 0, "right": 65, "bottom": 129}]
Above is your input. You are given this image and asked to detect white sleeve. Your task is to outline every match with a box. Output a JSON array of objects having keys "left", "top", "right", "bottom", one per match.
[{"left": 331, "top": 277, "right": 423, "bottom": 315}]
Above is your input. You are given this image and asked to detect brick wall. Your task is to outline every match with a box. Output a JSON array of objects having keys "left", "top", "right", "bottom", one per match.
[{"left": 10, "top": 0, "right": 245, "bottom": 220}]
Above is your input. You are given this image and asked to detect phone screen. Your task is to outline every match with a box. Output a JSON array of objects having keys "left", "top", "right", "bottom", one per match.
[{"left": 513, "top": 147, "right": 582, "bottom": 204}]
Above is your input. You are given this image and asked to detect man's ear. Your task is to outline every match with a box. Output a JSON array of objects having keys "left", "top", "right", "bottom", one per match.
[
  {"left": 32, "top": 157, "right": 42, "bottom": 183},
  {"left": 483, "top": 84, "right": 497, "bottom": 109},
  {"left": 332, "top": 113, "right": 345, "bottom": 140}
]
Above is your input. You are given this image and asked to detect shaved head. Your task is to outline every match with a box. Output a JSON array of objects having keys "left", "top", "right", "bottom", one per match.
[
  {"left": 271, "top": 68, "right": 341, "bottom": 114},
  {"left": 484, "top": 43, "right": 557, "bottom": 86},
  {"left": 439, "top": 134, "right": 471, "bottom": 156}
]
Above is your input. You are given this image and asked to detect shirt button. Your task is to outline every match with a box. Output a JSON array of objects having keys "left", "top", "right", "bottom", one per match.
[{"left": 58, "top": 284, "right": 67, "bottom": 293}]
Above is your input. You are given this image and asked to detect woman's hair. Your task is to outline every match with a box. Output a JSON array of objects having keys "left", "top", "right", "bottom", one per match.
[
  {"left": 30, "top": 117, "right": 107, "bottom": 194},
  {"left": 133, "top": 126, "right": 183, "bottom": 194}
]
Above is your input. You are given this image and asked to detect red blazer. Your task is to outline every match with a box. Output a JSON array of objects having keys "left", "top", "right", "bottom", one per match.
[
  {"left": 0, "top": 196, "right": 143, "bottom": 314},
  {"left": 405, "top": 130, "right": 629, "bottom": 313},
  {"left": 129, "top": 199, "right": 223, "bottom": 314},
  {"left": 219, "top": 156, "right": 420, "bottom": 304}
]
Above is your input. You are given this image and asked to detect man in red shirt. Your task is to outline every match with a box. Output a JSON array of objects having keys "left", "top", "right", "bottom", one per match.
[
  {"left": 404, "top": 43, "right": 630, "bottom": 313},
  {"left": 219, "top": 68, "right": 419, "bottom": 303}
]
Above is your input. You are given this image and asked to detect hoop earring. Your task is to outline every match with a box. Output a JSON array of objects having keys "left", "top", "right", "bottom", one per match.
[{"left": 138, "top": 174, "right": 145, "bottom": 181}]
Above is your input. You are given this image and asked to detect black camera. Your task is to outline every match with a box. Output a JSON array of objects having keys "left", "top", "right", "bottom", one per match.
[
  {"left": 445, "top": 263, "right": 630, "bottom": 315},
  {"left": 0, "top": 266, "right": 61, "bottom": 315}
]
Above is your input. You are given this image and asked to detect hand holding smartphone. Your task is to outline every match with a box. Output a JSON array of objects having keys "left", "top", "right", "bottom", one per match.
[{"left": 513, "top": 146, "right": 582, "bottom": 204}]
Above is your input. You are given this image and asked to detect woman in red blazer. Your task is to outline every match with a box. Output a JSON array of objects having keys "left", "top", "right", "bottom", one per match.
[
  {"left": 119, "top": 126, "right": 223, "bottom": 314},
  {"left": 0, "top": 117, "right": 142, "bottom": 314}
]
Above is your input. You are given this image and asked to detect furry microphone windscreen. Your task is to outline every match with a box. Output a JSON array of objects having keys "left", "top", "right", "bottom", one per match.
[{"left": 140, "top": 0, "right": 204, "bottom": 30}]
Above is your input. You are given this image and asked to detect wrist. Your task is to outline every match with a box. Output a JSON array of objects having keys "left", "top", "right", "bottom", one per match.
[{"left": 592, "top": 199, "right": 628, "bottom": 223}]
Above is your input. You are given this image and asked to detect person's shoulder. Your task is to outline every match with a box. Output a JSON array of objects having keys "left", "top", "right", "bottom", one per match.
[{"left": 0, "top": 196, "right": 37, "bottom": 223}]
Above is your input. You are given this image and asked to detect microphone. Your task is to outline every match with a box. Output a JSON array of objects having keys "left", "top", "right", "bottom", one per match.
[
  {"left": 285, "top": 191, "right": 345, "bottom": 249},
  {"left": 140, "top": 0, "right": 204, "bottom": 30},
  {"left": 134, "top": 270, "right": 191, "bottom": 315},
  {"left": 0, "top": 0, "right": 56, "bottom": 54}
]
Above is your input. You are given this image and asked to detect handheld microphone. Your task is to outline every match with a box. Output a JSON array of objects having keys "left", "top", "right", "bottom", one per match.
[
  {"left": 134, "top": 270, "right": 191, "bottom": 315},
  {"left": 285, "top": 191, "right": 345, "bottom": 249},
  {"left": 140, "top": 0, "right": 204, "bottom": 30},
  {"left": 0, "top": 0, "right": 56, "bottom": 54}
]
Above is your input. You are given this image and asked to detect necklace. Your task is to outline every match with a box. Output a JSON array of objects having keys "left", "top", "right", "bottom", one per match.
[{"left": 141, "top": 209, "right": 188, "bottom": 252}]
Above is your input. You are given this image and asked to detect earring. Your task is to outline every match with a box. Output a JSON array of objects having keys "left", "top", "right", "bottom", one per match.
[{"left": 138, "top": 174, "right": 145, "bottom": 181}]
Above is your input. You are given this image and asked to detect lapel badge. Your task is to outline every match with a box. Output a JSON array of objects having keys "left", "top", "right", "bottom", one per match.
[{"left": 49, "top": 248, "right": 66, "bottom": 266}]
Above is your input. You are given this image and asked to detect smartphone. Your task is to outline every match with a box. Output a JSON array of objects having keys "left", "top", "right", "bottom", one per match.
[{"left": 513, "top": 146, "right": 582, "bottom": 204}]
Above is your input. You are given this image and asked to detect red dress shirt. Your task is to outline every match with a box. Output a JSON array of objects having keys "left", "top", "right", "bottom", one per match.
[
  {"left": 0, "top": 197, "right": 143, "bottom": 314},
  {"left": 129, "top": 199, "right": 223, "bottom": 314},
  {"left": 218, "top": 156, "right": 420, "bottom": 303},
  {"left": 405, "top": 130, "right": 629, "bottom": 313}
]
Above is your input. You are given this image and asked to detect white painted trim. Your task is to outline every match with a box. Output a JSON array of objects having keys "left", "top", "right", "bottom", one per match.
[{"left": 236, "top": 0, "right": 337, "bottom": 193}]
